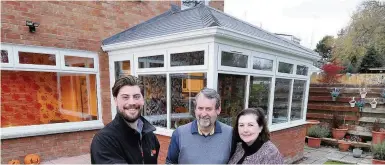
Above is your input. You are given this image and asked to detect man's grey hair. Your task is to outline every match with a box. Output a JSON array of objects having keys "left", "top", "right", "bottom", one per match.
[{"left": 194, "top": 88, "right": 221, "bottom": 109}]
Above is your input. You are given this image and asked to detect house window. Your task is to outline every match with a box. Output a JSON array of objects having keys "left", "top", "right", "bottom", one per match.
[
  {"left": 296, "top": 65, "right": 308, "bottom": 76},
  {"left": 291, "top": 80, "right": 306, "bottom": 121},
  {"left": 170, "top": 51, "right": 204, "bottom": 66},
  {"left": 64, "top": 55, "right": 94, "bottom": 68},
  {"left": 138, "top": 55, "right": 164, "bottom": 68},
  {"left": 218, "top": 73, "right": 246, "bottom": 126},
  {"left": 272, "top": 78, "right": 292, "bottom": 124},
  {"left": 18, "top": 52, "right": 56, "bottom": 66},
  {"left": 248, "top": 76, "right": 271, "bottom": 116},
  {"left": 139, "top": 74, "right": 167, "bottom": 128},
  {"left": 252, "top": 57, "right": 273, "bottom": 71},
  {"left": 278, "top": 62, "right": 293, "bottom": 74},
  {"left": 221, "top": 51, "right": 248, "bottom": 68},
  {"left": 170, "top": 73, "right": 206, "bottom": 129},
  {"left": 114, "top": 61, "right": 131, "bottom": 80},
  {"left": 1, "top": 50, "right": 9, "bottom": 63}
]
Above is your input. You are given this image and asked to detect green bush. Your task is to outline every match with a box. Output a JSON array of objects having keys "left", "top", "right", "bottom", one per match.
[
  {"left": 307, "top": 125, "right": 330, "bottom": 138},
  {"left": 373, "top": 141, "right": 385, "bottom": 160}
]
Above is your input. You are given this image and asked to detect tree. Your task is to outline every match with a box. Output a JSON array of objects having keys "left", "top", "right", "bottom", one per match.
[
  {"left": 315, "top": 36, "right": 335, "bottom": 60},
  {"left": 359, "top": 46, "right": 382, "bottom": 72},
  {"left": 182, "top": 0, "right": 204, "bottom": 8}
]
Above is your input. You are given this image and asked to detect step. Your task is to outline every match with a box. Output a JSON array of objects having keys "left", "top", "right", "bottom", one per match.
[
  {"left": 361, "top": 107, "right": 385, "bottom": 113},
  {"left": 359, "top": 117, "right": 385, "bottom": 123},
  {"left": 310, "top": 84, "right": 385, "bottom": 88},
  {"left": 317, "top": 137, "right": 372, "bottom": 148},
  {"left": 347, "top": 125, "right": 372, "bottom": 137},
  {"left": 307, "top": 113, "right": 358, "bottom": 121},
  {"left": 307, "top": 104, "right": 359, "bottom": 112}
]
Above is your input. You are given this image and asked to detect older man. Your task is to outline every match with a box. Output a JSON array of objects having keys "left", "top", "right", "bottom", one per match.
[{"left": 166, "top": 88, "right": 233, "bottom": 164}]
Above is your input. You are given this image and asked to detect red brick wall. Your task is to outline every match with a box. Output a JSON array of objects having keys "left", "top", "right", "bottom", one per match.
[
  {"left": 1, "top": 1, "right": 179, "bottom": 163},
  {"left": 209, "top": 0, "right": 224, "bottom": 11}
]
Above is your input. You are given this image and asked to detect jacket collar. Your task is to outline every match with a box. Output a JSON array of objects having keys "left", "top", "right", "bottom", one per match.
[
  {"left": 114, "top": 112, "right": 156, "bottom": 135},
  {"left": 191, "top": 120, "right": 222, "bottom": 135}
]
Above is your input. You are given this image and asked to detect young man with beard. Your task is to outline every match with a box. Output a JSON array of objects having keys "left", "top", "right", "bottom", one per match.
[
  {"left": 166, "top": 88, "right": 233, "bottom": 164},
  {"left": 90, "top": 76, "right": 159, "bottom": 164}
]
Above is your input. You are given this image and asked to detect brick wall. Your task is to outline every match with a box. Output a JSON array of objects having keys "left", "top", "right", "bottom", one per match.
[{"left": 209, "top": 0, "right": 224, "bottom": 11}]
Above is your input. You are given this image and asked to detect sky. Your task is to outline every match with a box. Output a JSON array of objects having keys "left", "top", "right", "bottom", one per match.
[{"left": 224, "top": 0, "right": 365, "bottom": 49}]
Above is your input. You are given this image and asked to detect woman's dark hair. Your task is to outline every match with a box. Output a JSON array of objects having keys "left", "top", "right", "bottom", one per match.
[{"left": 230, "top": 107, "right": 270, "bottom": 157}]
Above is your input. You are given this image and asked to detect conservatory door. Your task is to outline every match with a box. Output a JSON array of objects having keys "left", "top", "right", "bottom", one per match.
[{"left": 109, "top": 55, "right": 134, "bottom": 120}]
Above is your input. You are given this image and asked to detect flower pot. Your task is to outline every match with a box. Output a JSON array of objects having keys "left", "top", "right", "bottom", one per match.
[
  {"left": 332, "top": 128, "right": 348, "bottom": 140},
  {"left": 353, "top": 148, "right": 362, "bottom": 158},
  {"left": 307, "top": 137, "right": 321, "bottom": 148},
  {"left": 338, "top": 141, "right": 350, "bottom": 152},
  {"left": 372, "top": 159, "right": 385, "bottom": 164},
  {"left": 332, "top": 96, "right": 337, "bottom": 101},
  {"left": 306, "top": 120, "right": 320, "bottom": 135},
  {"left": 350, "top": 102, "right": 356, "bottom": 107},
  {"left": 371, "top": 98, "right": 377, "bottom": 109},
  {"left": 372, "top": 131, "right": 385, "bottom": 145},
  {"left": 371, "top": 103, "right": 377, "bottom": 109}
]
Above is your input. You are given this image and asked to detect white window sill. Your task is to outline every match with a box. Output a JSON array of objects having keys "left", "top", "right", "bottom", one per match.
[
  {"left": 154, "top": 127, "right": 174, "bottom": 137},
  {"left": 1, "top": 120, "right": 104, "bottom": 139}
]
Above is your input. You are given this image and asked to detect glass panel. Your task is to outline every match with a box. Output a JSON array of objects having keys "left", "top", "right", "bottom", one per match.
[
  {"left": 221, "top": 51, "right": 248, "bottom": 68},
  {"left": 291, "top": 80, "right": 306, "bottom": 121},
  {"left": 218, "top": 73, "right": 246, "bottom": 126},
  {"left": 296, "top": 65, "right": 308, "bottom": 76},
  {"left": 170, "top": 73, "right": 207, "bottom": 129},
  {"left": 170, "top": 51, "right": 204, "bottom": 66},
  {"left": 272, "top": 78, "right": 292, "bottom": 124},
  {"left": 253, "top": 57, "right": 273, "bottom": 71},
  {"left": 114, "top": 61, "right": 131, "bottom": 80},
  {"left": 278, "top": 62, "right": 293, "bottom": 74},
  {"left": 248, "top": 77, "right": 271, "bottom": 117},
  {"left": 1, "top": 71, "right": 98, "bottom": 128},
  {"left": 18, "top": 52, "right": 56, "bottom": 66},
  {"left": 139, "top": 75, "right": 167, "bottom": 128},
  {"left": 1, "top": 50, "right": 9, "bottom": 63},
  {"left": 138, "top": 55, "right": 164, "bottom": 68},
  {"left": 64, "top": 56, "right": 94, "bottom": 68}
]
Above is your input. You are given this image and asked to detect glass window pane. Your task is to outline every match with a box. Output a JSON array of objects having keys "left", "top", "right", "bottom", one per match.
[
  {"left": 171, "top": 51, "right": 204, "bottom": 66},
  {"left": 272, "top": 78, "right": 292, "bottom": 124},
  {"left": 253, "top": 57, "right": 273, "bottom": 71},
  {"left": 1, "top": 71, "right": 98, "bottom": 128},
  {"left": 248, "top": 77, "right": 271, "bottom": 117},
  {"left": 278, "top": 62, "right": 293, "bottom": 74},
  {"left": 221, "top": 51, "right": 248, "bottom": 68},
  {"left": 64, "top": 56, "right": 94, "bottom": 68},
  {"left": 218, "top": 73, "right": 246, "bottom": 126},
  {"left": 138, "top": 55, "right": 164, "bottom": 68},
  {"left": 139, "top": 75, "right": 167, "bottom": 128},
  {"left": 291, "top": 80, "right": 306, "bottom": 121},
  {"left": 170, "top": 73, "right": 207, "bottom": 129},
  {"left": 114, "top": 61, "right": 131, "bottom": 80},
  {"left": 296, "top": 65, "right": 308, "bottom": 76},
  {"left": 19, "top": 52, "right": 56, "bottom": 66},
  {"left": 1, "top": 50, "right": 9, "bottom": 63}
]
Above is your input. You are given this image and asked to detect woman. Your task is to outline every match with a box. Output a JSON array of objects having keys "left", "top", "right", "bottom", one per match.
[{"left": 228, "top": 108, "right": 284, "bottom": 164}]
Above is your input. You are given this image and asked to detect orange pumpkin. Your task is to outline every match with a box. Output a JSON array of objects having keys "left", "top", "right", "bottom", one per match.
[
  {"left": 24, "top": 154, "right": 40, "bottom": 164},
  {"left": 8, "top": 159, "right": 20, "bottom": 164}
]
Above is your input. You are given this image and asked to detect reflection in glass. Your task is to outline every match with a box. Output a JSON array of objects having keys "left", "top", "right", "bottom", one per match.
[
  {"left": 1, "top": 50, "right": 9, "bottom": 63},
  {"left": 170, "top": 73, "right": 207, "bottom": 129},
  {"left": 272, "top": 78, "right": 292, "bottom": 124},
  {"left": 64, "top": 56, "right": 94, "bottom": 68},
  {"left": 170, "top": 51, "right": 204, "bottom": 66},
  {"left": 253, "top": 57, "right": 273, "bottom": 71},
  {"left": 114, "top": 61, "right": 131, "bottom": 80},
  {"left": 19, "top": 52, "right": 56, "bottom": 66},
  {"left": 296, "top": 65, "right": 308, "bottom": 76},
  {"left": 278, "top": 62, "right": 293, "bottom": 74},
  {"left": 139, "top": 75, "right": 167, "bottom": 128},
  {"left": 291, "top": 80, "right": 306, "bottom": 121},
  {"left": 221, "top": 51, "right": 248, "bottom": 68},
  {"left": 138, "top": 55, "right": 164, "bottom": 68},
  {"left": 248, "top": 77, "right": 271, "bottom": 117},
  {"left": 218, "top": 73, "right": 246, "bottom": 126}
]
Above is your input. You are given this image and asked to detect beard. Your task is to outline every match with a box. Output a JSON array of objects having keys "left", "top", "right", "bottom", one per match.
[
  {"left": 117, "top": 104, "right": 142, "bottom": 123},
  {"left": 197, "top": 116, "right": 213, "bottom": 128}
]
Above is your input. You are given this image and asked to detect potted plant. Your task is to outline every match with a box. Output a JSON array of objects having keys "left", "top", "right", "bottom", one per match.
[
  {"left": 349, "top": 97, "right": 356, "bottom": 107},
  {"left": 331, "top": 113, "right": 348, "bottom": 140},
  {"left": 306, "top": 120, "right": 320, "bottom": 135},
  {"left": 371, "top": 98, "right": 378, "bottom": 109},
  {"left": 330, "top": 88, "right": 340, "bottom": 101},
  {"left": 338, "top": 138, "right": 351, "bottom": 152},
  {"left": 381, "top": 89, "right": 385, "bottom": 98},
  {"left": 372, "top": 141, "right": 385, "bottom": 164},
  {"left": 307, "top": 125, "right": 330, "bottom": 148},
  {"left": 372, "top": 118, "right": 385, "bottom": 145},
  {"left": 360, "top": 88, "right": 367, "bottom": 98},
  {"left": 353, "top": 147, "right": 363, "bottom": 158},
  {"left": 356, "top": 99, "right": 365, "bottom": 112}
]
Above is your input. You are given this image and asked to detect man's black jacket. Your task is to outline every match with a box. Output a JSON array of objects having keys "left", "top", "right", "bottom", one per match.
[{"left": 90, "top": 113, "right": 160, "bottom": 164}]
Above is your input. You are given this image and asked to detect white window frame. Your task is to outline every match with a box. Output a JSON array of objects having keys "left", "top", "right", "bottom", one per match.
[
  {"left": 60, "top": 50, "right": 98, "bottom": 72},
  {"left": 217, "top": 44, "right": 252, "bottom": 73},
  {"left": 167, "top": 44, "right": 208, "bottom": 71},
  {"left": 134, "top": 50, "right": 167, "bottom": 73},
  {"left": 295, "top": 64, "right": 310, "bottom": 77},
  {"left": 0, "top": 44, "right": 14, "bottom": 68},
  {"left": 250, "top": 51, "right": 276, "bottom": 76},
  {"left": 1, "top": 44, "right": 103, "bottom": 139}
]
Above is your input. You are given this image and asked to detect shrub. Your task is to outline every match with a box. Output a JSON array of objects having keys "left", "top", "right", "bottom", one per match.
[
  {"left": 373, "top": 141, "right": 385, "bottom": 160},
  {"left": 307, "top": 125, "right": 330, "bottom": 138}
]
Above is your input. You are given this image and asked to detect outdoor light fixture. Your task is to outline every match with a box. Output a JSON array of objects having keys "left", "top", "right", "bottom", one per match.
[{"left": 26, "top": 20, "right": 39, "bottom": 33}]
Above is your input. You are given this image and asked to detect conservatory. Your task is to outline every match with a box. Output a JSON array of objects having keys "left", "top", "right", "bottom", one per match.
[{"left": 102, "top": 4, "right": 319, "bottom": 136}]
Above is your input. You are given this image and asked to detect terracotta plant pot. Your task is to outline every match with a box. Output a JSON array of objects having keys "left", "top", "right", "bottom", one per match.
[
  {"left": 372, "top": 159, "right": 385, "bottom": 164},
  {"left": 372, "top": 131, "right": 385, "bottom": 145},
  {"left": 307, "top": 137, "right": 322, "bottom": 148},
  {"left": 306, "top": 120, "right": 320, "bottom": 135},
  {"left": 332, "top": 128, "right": 348, "bottom": 140},
  {"left": 338, "top": 140, "right": 351, "bottom": 152}
]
